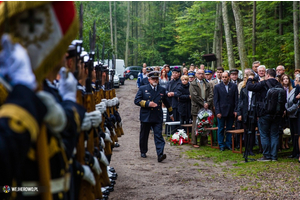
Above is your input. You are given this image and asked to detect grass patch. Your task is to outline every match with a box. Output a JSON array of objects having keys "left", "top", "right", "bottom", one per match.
[{"left": 182, "top": 144, "right": 300, "bottom": 198}]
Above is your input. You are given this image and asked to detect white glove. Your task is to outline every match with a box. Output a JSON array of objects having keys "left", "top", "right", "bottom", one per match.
[
  {"left": 81, "top": 113, "right": 92, "bottom": 131},
  {"left": 36, "top": 91, "right": 66, "bottom": 133},
  {"left": 58, "top": 67, "right": 77, "bottom": 102},
  {"left": 87, "top": 110, "right": 101, "bottom": 128},
  {"left": 112, "top": 129, "right": 116, "bottom": 136},
  {"left": 118, "top": 122, "right": 122, "bottom": 127},
  {"left": 100, "top": 137, "right": 105, "bottom": 148},
  {"left": 104, "top": 132, "right": 112, "bottom": 143},
  {"left": 96, "top": 102, "right": 106, "bottom": 114},
  {"left": 0, "top": 34, "right": 36, "bottom": 90},
  {"left": 92, "top": 157, "right": 102, "bottom": 175},
  {"left": 82, "top": 165, "right": 96, "bottom": 186},
  {"left": 107, "top": 99, "right": 112, "bottom": 107},
  {"left": 99, "top": 151, "right": 109, "bottom": 166},
  {"left": 114, "top": 97, "right": 119, "bottom": 105}
]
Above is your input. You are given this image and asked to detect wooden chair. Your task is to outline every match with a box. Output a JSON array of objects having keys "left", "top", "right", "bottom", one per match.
[
  {"left": 227, "top": 129, "right": 244, "bottom": 154},
  {"left": 205, "top": 127, "right": 219, "bottom": 149}
]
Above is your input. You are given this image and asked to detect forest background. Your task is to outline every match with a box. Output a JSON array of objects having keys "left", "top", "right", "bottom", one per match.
[{"left": 75, "top": 1, "right": 300, "bottom": 75}]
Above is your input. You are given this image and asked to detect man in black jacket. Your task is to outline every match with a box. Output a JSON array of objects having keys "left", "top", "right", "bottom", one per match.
[
  {"left": 134, "top": 71, "right": 174, "bottom": 162},
  {"left": 247, "top": 68, "right": 286, "bottom": 161}
]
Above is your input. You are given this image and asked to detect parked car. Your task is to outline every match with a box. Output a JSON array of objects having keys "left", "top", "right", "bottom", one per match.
[{"left": 124, "top": 66, "right": 143, "bottom": 80}]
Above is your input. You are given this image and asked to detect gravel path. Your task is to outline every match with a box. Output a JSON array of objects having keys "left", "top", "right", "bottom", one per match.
[{"left": 108, "top": 80, "right": 256, "bottom": 200}]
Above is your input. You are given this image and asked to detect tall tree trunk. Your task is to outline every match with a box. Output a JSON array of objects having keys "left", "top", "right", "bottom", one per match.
[
  {"left": 294, "top": 1, "right": 300, "bottom": 69},
  {"left": 252, "top": 1, "right": 256, "bottom": 61},
  {"left": 114, "top": 1, "right": 117, "bottom": 58},
  {"left": 212, "top": 4, "right": 217, "bottom": 69},
  {"left": 131, "top": 2, "right": 134, "bottom": 65},
  {"left": 215, "top": 2, "right": 222, "bottom": 69},
  {"left": 125, "top": 1, "right": 130, "bottom": 67},
  {"left": 109, "top": 2, "right": 113, "bottom": 49},
  {"left": 232, "top": 1, "right": 247, "bottom": 72},
  {"left": 135, "top": 1, "right": 138, "bottom": 65},
  {"left": 279, "top": 1, "right": 283, "bottom": 35},
  {"left": 222, "top": 1, "right": 235, "bottom": 70}
]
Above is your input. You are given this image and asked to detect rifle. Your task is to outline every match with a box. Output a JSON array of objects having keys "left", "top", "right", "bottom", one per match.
[{"left": 75, "top": 7, "right": 95, "bottom": 200}]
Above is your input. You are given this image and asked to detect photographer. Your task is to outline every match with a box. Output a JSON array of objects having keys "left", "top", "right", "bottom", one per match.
[
  {"left": 238, "top": 71, "right": 257, "bottom": 156},
  {"left": 247, "top": 68, "right": 286, "bottom": 161}
]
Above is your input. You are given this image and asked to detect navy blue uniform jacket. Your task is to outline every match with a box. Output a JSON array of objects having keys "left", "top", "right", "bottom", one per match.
[
  {"left": 166, "top": 78, "right": 181, "bottom": 108},
  {"left": 134, "top": 84, "right": 173, "bottom": 123},
  {"left": 214, "top": 82, "right": 238, "bottom": 117}
]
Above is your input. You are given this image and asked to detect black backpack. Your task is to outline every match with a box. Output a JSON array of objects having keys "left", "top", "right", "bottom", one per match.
[{"left": 263, "top": 81, "right": 286, "bottom": 116}]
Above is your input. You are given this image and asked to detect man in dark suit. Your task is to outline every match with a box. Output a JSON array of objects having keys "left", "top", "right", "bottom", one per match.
[
  {"left": 165, "top": 67, "right": 182, "bottom": 134},
  {"left": 134, "top": 71, "right": 174, "bottom": 162},
  {"left": 214, "top": 71, "right": 238, "bottom": 151}
]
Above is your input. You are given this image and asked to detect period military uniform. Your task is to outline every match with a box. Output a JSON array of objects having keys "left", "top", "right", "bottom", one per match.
[
  {"left": 0, "top": 1, "right": 81, "bottom": 199},
  {"left": 0, "top": 85, "right": 47, "bottom": 200},
  {"left": 134, "top": 71, "right": 173, "bottom": 161}
]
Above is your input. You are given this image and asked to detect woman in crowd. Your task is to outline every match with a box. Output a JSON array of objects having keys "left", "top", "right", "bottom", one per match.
[
  {"left": 286, "top": 74, "right": 300, "bottom": 162},
  {"left": 164, "top": 64, "right": 172, "bottom": 80},
  {"left": 159, "top": 68, "right": 169, "bottom": 89},
  {"left": 280, "top": 74, "right": 293, "bottom": 149},
  {"left": 237, "top": 71, "right": 256, "bottom": 156},
  {"left": 154, "top": 66, "right": 160, "bottom": 71}
]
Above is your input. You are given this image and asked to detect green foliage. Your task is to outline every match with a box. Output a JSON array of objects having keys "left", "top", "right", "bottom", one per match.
[{"left": 76, "top": 1, "right": 299, "bottom": 70}]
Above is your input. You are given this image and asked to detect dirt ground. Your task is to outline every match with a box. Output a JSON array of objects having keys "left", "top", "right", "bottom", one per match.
[{"left": 108, "top": 80, "right": 297, "bottom": 200}]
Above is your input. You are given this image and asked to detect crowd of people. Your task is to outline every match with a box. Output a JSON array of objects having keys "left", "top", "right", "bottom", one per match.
[{"left": 135, "top": 61, "right": 300, "bottom": 162}]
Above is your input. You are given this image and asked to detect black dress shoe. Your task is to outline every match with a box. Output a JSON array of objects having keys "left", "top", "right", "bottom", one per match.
[
  {"left": 158, "top": 154, "right": 167, "bottom": 162},
  {"left": 288, "top": 155, "right": 296, "bottom": 158},
  {"left": 141, "top": 153, "right": 147, "bottom": 158},
  {"left": 220, "top": 147, "right": 225, "bottom": 151},
  {"left": 227, "top": 146, "right": 232, "bottom": 150},
  {"left": 114, "top": 142, "right": 120, "bottom": 147}
]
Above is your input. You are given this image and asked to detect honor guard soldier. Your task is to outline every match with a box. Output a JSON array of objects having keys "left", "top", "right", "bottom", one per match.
[
  {"left": 134, "top": 71, "right": 174, "bottom": 162},
  {"left": 0, "top": 2, "right": 96, "bottom": 200}
]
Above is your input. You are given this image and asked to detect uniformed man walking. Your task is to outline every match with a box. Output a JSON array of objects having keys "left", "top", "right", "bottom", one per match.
[{"left": 134, "top": 71, "right": 174, "bottom": 162}]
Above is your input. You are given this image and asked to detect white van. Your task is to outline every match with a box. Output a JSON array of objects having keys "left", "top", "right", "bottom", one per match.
[{"left": 104, "top": 59, "right": 126, "bottom": 85}]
